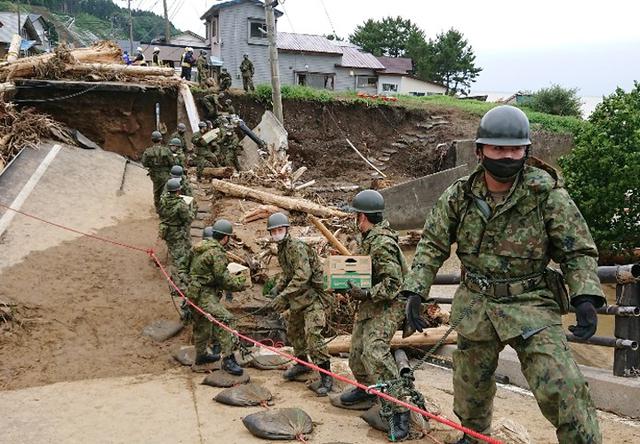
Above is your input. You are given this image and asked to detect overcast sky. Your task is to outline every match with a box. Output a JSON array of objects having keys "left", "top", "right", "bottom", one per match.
[{"left": 122, "top": 0, "right": 639, "bottom": 97}]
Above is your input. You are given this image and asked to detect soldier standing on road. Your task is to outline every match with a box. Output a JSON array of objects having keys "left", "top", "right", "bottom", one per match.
[
  {"left": 197, "top": 50, "right": 209, "bottom": 86},
  {"left": 266, "top": 213, "right": 333, "bottom": 396},
  {"left": 159, "top": 178, "right": 195, "bottom": 288},
  {"left": 141, "top": 130, "right": 174, "bottom": 213},
  {"left": 239, "top": 54, "right": 255, "bottom": 92},
  {"left": 340, "top": 190, "right": 410, "bottom": 441},
  {"left": 188, "top": 220, "right": 247, "bottom": 375},
  {"left": 219, "top": 67, "right": 232, "bottom": 91},
  {"left": 402, "top": 105, "right": 604, "bottom": 444}
]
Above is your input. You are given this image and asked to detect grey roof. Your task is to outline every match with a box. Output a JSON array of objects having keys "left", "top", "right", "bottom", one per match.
[
  {"left": 277, "top": 32, "right": 342, "bottom": 55},
  {"left": 0, "top": 13, "right": 40, "bottom": 44},
  {"left": 115, "top": 40, "right": 142, "bottom": 53},
  {"left": 376, "top": 56, "right": 413, "bottom": 75},
  {"left": 338, "top": 45, "right": 385, "bottom": 69},
  {"left": 201, "top": 0, "right": 283, "bottom": 20}
]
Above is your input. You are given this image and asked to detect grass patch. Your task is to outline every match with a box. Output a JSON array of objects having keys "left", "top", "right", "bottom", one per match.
[{"left": 251, "top": 84, "right": 584, "bottom": 135}]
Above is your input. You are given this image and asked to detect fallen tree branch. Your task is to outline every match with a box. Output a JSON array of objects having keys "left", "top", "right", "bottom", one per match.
[
  {"left": 346, "top": 137, "right": 387, "bottom": 178},
  {"left": 308, "top": 215, "right": 351, "bottom": 255},
  {"left": 211, "top": 179, "right": 348, "bottom": 218},
  {"left": 202, "top": 166, "right": 235, "bottom": 178},
  {"left": 327, "top": 326, "right": 456, "bottom": 354},
  {"left": 65, "top": 63, "right": 175, "bottom": 78}
]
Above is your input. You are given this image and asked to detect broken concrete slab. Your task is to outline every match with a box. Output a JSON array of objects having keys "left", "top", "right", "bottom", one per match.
[
  {"left": 142, "top": 319, "right": 183, "bottom": 342},
  {"left": 73, "top": 130, "right": 101, "bottom": 150},
  {"left": 239, "top": 111, "right": 288, "bottom": 171}
]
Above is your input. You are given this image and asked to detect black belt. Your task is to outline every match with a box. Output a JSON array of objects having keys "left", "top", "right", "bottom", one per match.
[{"left": 462, "top": 271, "right": 545, "bottom": 299}]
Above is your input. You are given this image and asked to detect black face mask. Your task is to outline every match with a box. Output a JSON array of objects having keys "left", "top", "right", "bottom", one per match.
[{"left": 482, "top": 157, "right": 525, "bottom": 183}]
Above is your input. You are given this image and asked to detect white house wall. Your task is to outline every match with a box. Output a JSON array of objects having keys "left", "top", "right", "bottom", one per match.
[
  {"left": 377, "top": 74, "right": 402, "bottom": 94},
  {"left": 399, "top": 76, "right": 446, "bottom": 95}
]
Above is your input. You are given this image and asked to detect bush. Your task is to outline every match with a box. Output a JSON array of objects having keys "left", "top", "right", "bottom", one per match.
[
  {"left": 529, "top": 84, "right": 582, "bottom": 117},
  {"left": 559, "top": 82, "right": 640, "bottom": 256},
  {"left": 252, "top": 84, "right": 334, "bottom": 103}
]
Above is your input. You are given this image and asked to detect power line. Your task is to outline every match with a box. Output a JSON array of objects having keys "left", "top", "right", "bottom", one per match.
[{"left": 318, "top": 0, "right": 338, "bottom": 38}]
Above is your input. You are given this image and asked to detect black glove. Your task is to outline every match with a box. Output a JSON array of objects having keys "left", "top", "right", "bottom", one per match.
[
  {"left": 224, "top": 291, "right": 233, "bottom": 302},
  {"left": 347, "top": 280, "right": 368, "bottom": 300},
  {"left": 268, "top": 286, "right": 279, "bottom": 299},
  {"left": 403, "top": 291, "right": 428, "bottom": 332},
  {"left": 569, "top": 295, "right": 599, "bottom": 340}
]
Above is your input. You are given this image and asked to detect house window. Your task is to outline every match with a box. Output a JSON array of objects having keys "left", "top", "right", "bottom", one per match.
[
  {"left": 296, "top": 72, "right": 335, "bottom": 90},
  {"left": 249, "top": 20, "right": 267, "bottom": 39},
  {"left": 357, "top": 76, "right": 377, "bottom": 88},
  {"left": 382, "top": 83, "right": 398, "bottom": 93}
]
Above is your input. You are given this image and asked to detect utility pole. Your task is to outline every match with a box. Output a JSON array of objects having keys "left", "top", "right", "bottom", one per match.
[
  {"left": 264, "top": 0, "right": 283, "bottom": 124},
  {"left": 163, "top": 0, "right": 171, "bottom": 43},
  {"left": 16, "top": 0, "right": 21, "bottom": 36},
  {"left": 128, "top": 0, "right": 134, "bottom": 54}
]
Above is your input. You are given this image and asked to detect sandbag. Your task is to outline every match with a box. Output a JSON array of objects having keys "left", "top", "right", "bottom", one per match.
[
  {"left": 215, "top": 383, "right": 272, "bottom": 406},
  {"left": 172, "top": 345, "right": 195, "bottom": 366},
  {"left": 202, "top": 371, "right": 250, "bottom": 388},
  {"left": 242, "top": 408, "right": 313, "bottom": 440},
  {"left": 251, "top": 353, "right": 292, "bottom": 370}
]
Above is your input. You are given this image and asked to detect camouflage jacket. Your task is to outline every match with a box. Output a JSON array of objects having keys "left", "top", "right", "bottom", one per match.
[
  {"left": 141, "top": 144, "right": 174, "bottom": 173},
  {"left": 191, "top": 131, "right": 208, "bottom": 149},
  {"left": 240, "top": 59, "right": 254, "bottom": 77},
  {"left": 274, "top": 236, "right": 327, "bottom": 311},
  {"left": 357, "top": 220, "right": 408, "bottom": 320},
  {"left": 189, "top": 239, "right": 246, "bottom": 293},
  {"left": 403, "top": 163, "right": 605, "bottom": 341},
  {"left": 158, "top": 192, "right": 195, "bottom": 232}
]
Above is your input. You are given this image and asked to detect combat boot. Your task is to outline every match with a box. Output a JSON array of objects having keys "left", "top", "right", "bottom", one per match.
[
  {"left": 194, "top": 351, "right": 220, "bottom": 365},
  {"left": 455, "top": 435, "right": 481, "bottom": 444},
  {"left": 222, "top": 354, "right": 243, "bottom": 376},
  {"left": 210, "top": 343, "right": 221, "bottom": 356},
  {"left": 388, "top": 411, "right": 410, "bottom": 441},
  {"left": 340, "top": 387, "right": 376, "bottom": 405},
  {"left": 313, "top": 361, "right": 333, "bottom": 396},
  {"left": 282, "top": 356, "right": 312, "bottom": 380}
]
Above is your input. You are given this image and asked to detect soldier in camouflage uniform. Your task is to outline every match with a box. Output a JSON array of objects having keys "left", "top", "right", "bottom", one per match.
[
  {"left": 158, "top": 178, "right": 195, "bottom": 285},
  {"left": 141, "top": 130, "right": 174, "bottom": 213},
  {"left": 164, "top": 165, "right": 193, "bottom": 197},
  {"left": 219, "top": 67, "right": 232, "bottom": 91},
  {"left": 169, "top": 123, "right": 189, "bottom": 156},
  {"left": 168, "top": 137, "right": 186, "bottom": 167},
  {"left": 266, "top": 213, "right": 333, "bottom": 396},
  {"left": 239, "top": 54, "right": 255, "bottom": 92},
  {"left": 402, "top": 106, "right": 604, "bottom": 444},
  {"left": 218, "top": 117, "right": 241, "bottom": 170},
  {"left": 188, "top": 220, "right": 246, "bottom": 374},
  {"left": 192, "top": 121, "right": 219, "bottom": 179},
  {"left": 340, "top": 190, "right": 411, "bottom": 441}
]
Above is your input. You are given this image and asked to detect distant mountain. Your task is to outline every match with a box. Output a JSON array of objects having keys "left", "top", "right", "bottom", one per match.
[{"left": 0, "top": 0, "right": 180, "bottom": 47}]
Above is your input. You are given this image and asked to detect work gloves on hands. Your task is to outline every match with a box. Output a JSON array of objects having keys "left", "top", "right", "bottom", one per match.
[
  {"left": 346, "top": 280, "right": 368, "bottom": 301},
  {"left": 271, "top": 295, "right": 288, "bottom": 313},
  {"left": 569, "top": 295, "right": 599, "bottom": 340},
  {"left": 402, "top": 291, "right": 428, "bottom": 332}
]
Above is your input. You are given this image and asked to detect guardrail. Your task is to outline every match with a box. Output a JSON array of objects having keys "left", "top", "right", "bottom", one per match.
[{"left": 430, "top": 264, "right": 640, "bottom": 377}]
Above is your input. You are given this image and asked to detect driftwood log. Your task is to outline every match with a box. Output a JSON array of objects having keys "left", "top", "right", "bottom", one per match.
[
  {"left": 327, "top": 326, "right": 457, "bottom": 354},
  {"left": 65, "top": 63, "right": 175, "bottom": 78},
  {"left": 202, "top": 166, "right": 235, "bottom": 179},
  {"left": 211, "top": 179, "right": 349, "bottom": 219}
]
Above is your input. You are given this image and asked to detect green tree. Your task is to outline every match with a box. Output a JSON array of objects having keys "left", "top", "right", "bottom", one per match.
[
  {"left": 529, "top": 84, "right": 582, "bottom": 117},
  {"left": 559, "top": 82, "right": 640, "bottom": 257},
  {"left": 427, "top": 28, "right": 482, "bottom": 95},
  {"left": 349, "top": 16, "right": 423, "bottom": 57}
]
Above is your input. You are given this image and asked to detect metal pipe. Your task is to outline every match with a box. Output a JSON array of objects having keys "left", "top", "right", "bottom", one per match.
[
  {"left": 237, "top": 120, "right": 266, "bottom": 147},
  {"left": 394, "top": 349, "right": 412, "bottom": 377},
  {"left": 566, "top": 334, "right": 639, "bottom": 350}
]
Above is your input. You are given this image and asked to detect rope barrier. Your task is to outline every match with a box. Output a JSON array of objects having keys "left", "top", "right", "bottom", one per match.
[{"left": 0, "top": 201, "right": 502, "bottom": 444}]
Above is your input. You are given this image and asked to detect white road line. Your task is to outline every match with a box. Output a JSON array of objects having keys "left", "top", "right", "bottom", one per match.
[{"left": 0, "top": 144, "right": 62, "bottom": 238}]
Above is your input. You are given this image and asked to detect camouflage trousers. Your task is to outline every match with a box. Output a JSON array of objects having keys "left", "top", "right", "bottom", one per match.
[
  {"left": 150, "top": 172, "right": 170, "bottom": 213},
  {"left": 162, "top": 227, "right": 192, "bottom": 293},
  {"left": 190, "top": 288, "right": 238, "bottom": 357},
  {"left": 453, "top": 324, "right": 601, "bottom": 444},
  {"left": 288, "top": 301, "right": 330, "bottom": 364},
  {"left": 242, "top": 76, "right": 254, "bottom": 92},
  {"left": 195, "top": 153, "right": 218, "bottom": 179}
]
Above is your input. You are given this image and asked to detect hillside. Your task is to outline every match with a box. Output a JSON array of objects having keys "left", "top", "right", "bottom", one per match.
[{"left": 0, "top": 0, "right": 180, "bottom": 47}]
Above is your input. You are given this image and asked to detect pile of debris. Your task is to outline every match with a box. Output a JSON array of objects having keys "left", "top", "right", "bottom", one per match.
[
  {"left": 0, "top": 101, "right": 74, "bottom": 169},
  {"left": 0, "top": 41, "right": 178, "bottom": 87}
]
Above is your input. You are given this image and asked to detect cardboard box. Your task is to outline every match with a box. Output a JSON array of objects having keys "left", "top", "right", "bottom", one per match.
[
  {"left": 227, "top": 262, "right": 252, "bottom": 288},
  {"left": 202, "top": 128, "right": 220, "bottom": 144},
  {"left": 323, "top": 255, "right": 372, "bottom": 290}
]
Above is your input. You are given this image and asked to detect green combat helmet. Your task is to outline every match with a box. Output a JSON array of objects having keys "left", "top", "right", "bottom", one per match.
[
  {"left": 349, "top": 189, "right": 384, "bottom": 213},
  {"left": 170, "top": 165, "right": 184, "bottom": 178},
  {"left": 198, "top": 121, "right": 207, "bottom": 129},
  {"left": 166, "top": 177, "right": 182, "bottom": 192},
  {"left": 475, "top": 105, "right": 531, "bottom": 147},
  {"left": 212, "top": 219, "right": 233, "bottom": 236},
  {"left": 151, "top": 130, "right": 163, "bottom": 142},
  {"left": 177, "top": 123, "right": 187, "bottom": 132},
  {"left": 266, "top": 212, "right": 290, "bottom": 230},
  {"left": 202, "top": 226, "right": 214, "bottom": 239},
  {"left": 169, "top": 138, "right": 183, "bottom": 148}
]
